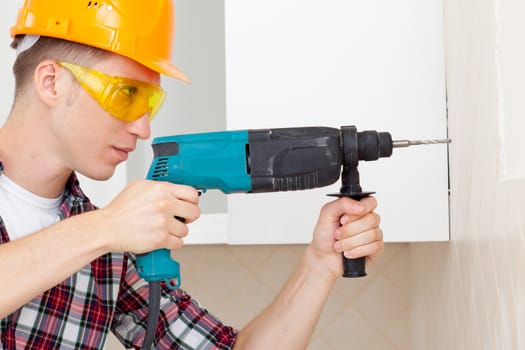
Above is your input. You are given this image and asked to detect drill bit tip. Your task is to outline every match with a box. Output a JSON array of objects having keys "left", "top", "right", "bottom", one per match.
[{"left": 392, "top": 139, "right": 451, "bottom": 148}]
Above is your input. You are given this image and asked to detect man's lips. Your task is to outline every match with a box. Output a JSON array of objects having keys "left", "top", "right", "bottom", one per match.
[{"left": 113, "top": 146, "right": 134, "bottom": 161}]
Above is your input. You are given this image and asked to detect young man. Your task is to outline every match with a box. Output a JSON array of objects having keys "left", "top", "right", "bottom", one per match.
[{"left": 0, "top": 1, "right": 384, "bottom": 349}]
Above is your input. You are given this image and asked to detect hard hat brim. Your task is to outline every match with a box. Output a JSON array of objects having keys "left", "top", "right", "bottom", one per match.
[{"left": 149, "top": 60, "right": 190, "bottom": 84}]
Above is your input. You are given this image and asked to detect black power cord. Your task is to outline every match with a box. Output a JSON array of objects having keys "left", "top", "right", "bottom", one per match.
[
  {"left": 141, "top": 216, "right": 185, "bottom": 349},
  {"left": 141, "top": 281, "right": 162, "bottom": 349}
]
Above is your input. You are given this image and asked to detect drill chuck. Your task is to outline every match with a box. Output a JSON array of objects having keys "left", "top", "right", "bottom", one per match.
[{"left": 357, "top": 130, "right": 393, "bottom": 161}]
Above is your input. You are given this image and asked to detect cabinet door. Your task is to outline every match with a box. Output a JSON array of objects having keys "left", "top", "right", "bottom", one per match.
[{"left": 225, "top": 0, "right": 449, "bottom": 243}]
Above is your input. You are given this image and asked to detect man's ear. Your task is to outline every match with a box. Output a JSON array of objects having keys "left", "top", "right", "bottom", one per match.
[{"left": 33, "top": 60, "right": 62, "bottom": 108}]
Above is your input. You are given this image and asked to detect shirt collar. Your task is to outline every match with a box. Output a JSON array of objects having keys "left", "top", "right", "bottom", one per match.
[{"left": 0, "top": 162, "right": 92, "bottom": 208}]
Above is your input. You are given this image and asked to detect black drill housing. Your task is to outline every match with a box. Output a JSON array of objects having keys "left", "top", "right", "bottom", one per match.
[
  {"left": 246, "top": 125, "right": 393, "bottom": 277},
  {"left": 246, "top": 125, "right": 393, "bottom": 196}
]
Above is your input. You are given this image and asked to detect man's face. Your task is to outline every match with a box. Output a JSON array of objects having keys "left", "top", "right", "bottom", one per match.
[{"left": 52, "top": 54, "right": 162, "bottom": 180}]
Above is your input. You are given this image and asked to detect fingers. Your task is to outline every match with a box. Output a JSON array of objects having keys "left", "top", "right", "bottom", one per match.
[
  {"left": 163, "top": 232, "right": 185, "bottom": 251},
  {"left": 170, "top": 196, "right": 201, "bottom": 224},
  {"left": 341, "top": 196, "right": 377, "bottom": 221},
  {"left": 336, "top": 227, "right": 384, "bottom": 259},
  {"left": 339, "top": 211, "right": 381, "bottom": 236},
  {"left": 166, "top": 205, "right": 200, "bottom": 238},
  {"left": 165, "top": 183, "right": 200, "bottom": 205},
  {"left": 331, "top": 196, "right": 383, "bottom": 259},
  {"left": 134, "top": 195, "right": 199, "bottom": 252},
  {"left": 147, "top": 180, "right": 200, "bottom": 216},
  {"left": 154, "top": 184, "right": 201, "bottom": 238},
  {"left": 319, "top": 196, "right": 378, "bottom": 225}
]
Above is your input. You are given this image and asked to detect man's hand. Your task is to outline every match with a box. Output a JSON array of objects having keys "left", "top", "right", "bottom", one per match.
[
  {"left": 309, "top": 196, "right": 384, "bottom": 280},
  {"left": 96, "top": 179, "right": 201, "bottom": 254}
]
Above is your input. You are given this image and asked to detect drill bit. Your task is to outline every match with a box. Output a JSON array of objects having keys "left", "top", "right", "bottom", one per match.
[{"left": 392, "top": 139, "right": 451, "bottom": 148}]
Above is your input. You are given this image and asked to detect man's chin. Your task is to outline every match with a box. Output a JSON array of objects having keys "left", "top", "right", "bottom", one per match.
[{"left": 78, "top": 167, "right": 116, "bottom": 182}]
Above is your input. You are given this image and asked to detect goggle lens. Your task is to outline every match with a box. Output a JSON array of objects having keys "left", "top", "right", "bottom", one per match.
[{"left": 57, "top": 61, "right": 166, "bottom": 122}]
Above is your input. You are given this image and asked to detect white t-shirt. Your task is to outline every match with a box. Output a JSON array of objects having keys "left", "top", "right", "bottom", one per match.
[{"left": 0, "top": 174, "right": 62, "bottom": 241}]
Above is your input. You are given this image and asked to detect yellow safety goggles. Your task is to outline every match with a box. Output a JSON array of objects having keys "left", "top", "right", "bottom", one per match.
[{"left": 57, "top": 61, "right": 166, "bottom": 122}]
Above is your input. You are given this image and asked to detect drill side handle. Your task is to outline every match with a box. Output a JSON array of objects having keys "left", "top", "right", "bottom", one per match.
[
  {"left": 342, "top": 192, "right": 372, "bottom": 278},
  {"left": 341, "top": 192, "right": 372, "bottom": 277},
  {"left": 328, "top": 191, "right": 373, "bottom": 278},
  {"left": 343, "top": 256, "right": 366, "bottom": 278}
]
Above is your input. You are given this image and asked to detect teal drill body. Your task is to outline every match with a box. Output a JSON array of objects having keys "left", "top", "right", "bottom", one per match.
[
  {"left": 137, "top": 130, "right": 252, "bottom": 288},
  {"left": 147, "top": 130, "right": 252, "bottom": 193}
]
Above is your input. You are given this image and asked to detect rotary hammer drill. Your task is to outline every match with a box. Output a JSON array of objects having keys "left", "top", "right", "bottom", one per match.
[
  {"left": 135, "top": 125, "right": 449, "bottom": 348},
  {"left": 136, "top": 125, "right": 449, "bottom": 284}
]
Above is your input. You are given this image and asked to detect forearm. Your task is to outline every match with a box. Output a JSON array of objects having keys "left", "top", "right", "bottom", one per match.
[
  {"left": 0, "top": 210, "right": 109, "bottom": 318},
  {"left": 234, "top": 196, "right": 383, "bottom": 349},
  {"left": 234, "top": 246, "right": 337, "bottom": 350}
]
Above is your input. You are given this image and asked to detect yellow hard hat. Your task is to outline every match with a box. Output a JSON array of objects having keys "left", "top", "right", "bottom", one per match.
[{"left": 10, "top": 0, "right": 189, "bottom": 83}]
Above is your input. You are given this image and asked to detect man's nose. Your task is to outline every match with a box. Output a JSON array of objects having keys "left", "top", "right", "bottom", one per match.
[{"left": 127, "top": 114, "right": 151, "bottom": 140}]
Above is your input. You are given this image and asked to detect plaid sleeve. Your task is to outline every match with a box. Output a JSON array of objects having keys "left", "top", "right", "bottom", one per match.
[{"left": 111, "top": 253, "right": 238, "bottom": 349}]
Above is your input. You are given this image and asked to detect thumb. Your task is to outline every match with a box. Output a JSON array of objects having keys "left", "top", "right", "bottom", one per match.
[{"left": 319, "top": 197, "right": 367, "bottom": 225}]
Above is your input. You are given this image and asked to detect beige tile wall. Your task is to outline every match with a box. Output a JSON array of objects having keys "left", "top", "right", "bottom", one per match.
[
  {"left": 107, "top": 243, "right": 409, "bottom": 349},
  {"left": 409, "top": 0, "right": 525, "bottom": 348}
]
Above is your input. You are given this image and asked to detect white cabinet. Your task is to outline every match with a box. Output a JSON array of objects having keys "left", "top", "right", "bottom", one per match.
[
  {"left": 0, "top": 1, "right": 449, "bottom": 244},
  {"left": 223, "top": 0, "right": 449, "bottom": 243}
]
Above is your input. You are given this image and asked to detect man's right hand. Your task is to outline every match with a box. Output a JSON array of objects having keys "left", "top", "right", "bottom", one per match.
[{"left": 97, "top": 179, "right": 201, "bottom": 254}]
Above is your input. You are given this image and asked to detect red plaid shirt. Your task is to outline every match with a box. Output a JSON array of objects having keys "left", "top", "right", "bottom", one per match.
[{"left": 0, "top": 170, "right": 237, "bottom": 349}]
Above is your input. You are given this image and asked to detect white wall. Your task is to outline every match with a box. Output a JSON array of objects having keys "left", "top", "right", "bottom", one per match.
[
  {"left": 0, "top": 3, "right": 17, "bottom": 122},
  {"left": 410, "top": 0, "right": 525, "bottom": 348}
]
